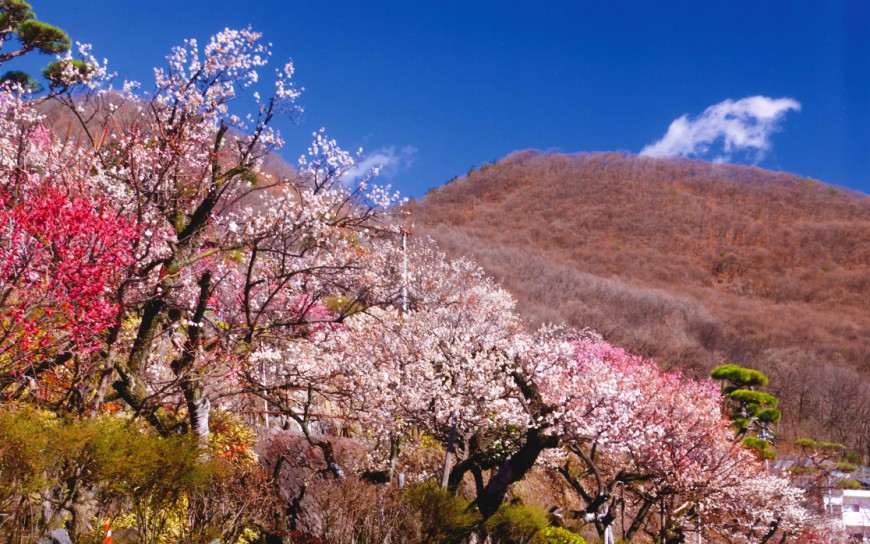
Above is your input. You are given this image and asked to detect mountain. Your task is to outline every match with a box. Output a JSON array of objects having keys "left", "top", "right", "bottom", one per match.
[{"left": 405, "top": 150, "right": 870, "bottom": 455}]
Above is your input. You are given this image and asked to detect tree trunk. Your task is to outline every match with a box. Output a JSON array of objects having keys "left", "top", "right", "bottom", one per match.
[
  {"left": 625, "top": 497, "right": 653, "bottom": 541},
  {"left": 190, "top": 397, "right": 210, "bottom": 444},
  {"left": 758, "top": 519, "right": 780, "bottom": 544},
  {"left": 388, "top": 434, "right": 402, "bottom": 484},
  {"left": 477, "top": 426, "right": 558, "bottom": 518}
]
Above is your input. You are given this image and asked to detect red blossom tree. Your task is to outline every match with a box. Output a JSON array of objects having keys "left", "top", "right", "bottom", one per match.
[{"left": 0, "top": 116, "right": 137, "bottom": 406}]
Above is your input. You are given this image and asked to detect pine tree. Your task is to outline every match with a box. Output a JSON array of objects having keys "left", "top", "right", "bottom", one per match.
[
  {"left": 0, "top": 0, "right": 70, "bottom": 91},
  {"left": 711, "top": 364, "right": 781, "bottom": 459}
]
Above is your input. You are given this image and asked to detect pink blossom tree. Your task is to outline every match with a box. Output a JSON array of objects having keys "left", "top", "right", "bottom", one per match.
[{"left": 540, "top": 338, "right": 824, "bottom": 542}]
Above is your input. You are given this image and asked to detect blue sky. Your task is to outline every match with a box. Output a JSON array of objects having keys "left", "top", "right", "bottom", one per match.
[{"left": 22, "top": 1, "right": 870, "bottom": 197}]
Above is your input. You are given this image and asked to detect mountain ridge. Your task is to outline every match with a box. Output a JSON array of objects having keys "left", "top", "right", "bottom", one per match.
[{"left": 406, "top": 150, "right": 870, "bottom": 453}]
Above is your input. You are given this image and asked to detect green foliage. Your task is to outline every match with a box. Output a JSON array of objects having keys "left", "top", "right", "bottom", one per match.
[
  {"left": 834, "top": 478, "right": 862, "bottom": 490},
  {"left": 47, "top": 412, "right": 209, "bottom": 540},
  {"left": 796, "top": 438, "right": 848, "bottom": 455},
  {"left": 0, "top": 404, "right": 57, "bottom": 507},
  {"left": 755, "top": 407, "right": 782, "bottom": 423},
  {"left": 728, "top": 389, "right": 777, "bottom": 407},
  {"left": 405, "top": 482, "right": 480, "bottom": 543},
  {"left": 484, "top": 502, "right": 549, "bottom": 544},
  {"left": 0, "top": 0, "right": 34, "bottom": 29},
  {"left": 741, "top": 437, "right": 777, "bottom": 460},
  {"left": 89, "top": 420, "right": 210, "bottom": 505},
  {"left": 711, "top": 364, "right": 768, "bottom": 388},
  {"left": 15, "top": 19, "right": 69, "bottom": 53},
  {"left": 792, "top": 437, "right": 857, "bottom": 493},
  {"left": 0, "top": 405, "right": 268, "bottom": 542},
  {"left": 535, "top": 526, "right": 587, "bottom": 544}
]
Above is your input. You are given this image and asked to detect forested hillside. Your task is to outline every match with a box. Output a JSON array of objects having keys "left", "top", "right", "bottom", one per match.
[{"left": 407, "top": 151, "right": 870, "bottom": 454}]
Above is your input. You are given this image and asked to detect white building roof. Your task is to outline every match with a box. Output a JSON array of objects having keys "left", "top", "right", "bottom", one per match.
[
  {"left": 842, "top": 490, "right": 870, "bottom": 499},
  {"left": 843, "top": 510, "right": 870, "bottom": 528}
]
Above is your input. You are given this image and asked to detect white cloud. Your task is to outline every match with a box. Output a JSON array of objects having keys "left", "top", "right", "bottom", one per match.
[
  {"left": 640, "top": 96, "right": 801, "bottom": 162},
  {"left": 341, "top": 145, "right": 418, "bottom": 184}
]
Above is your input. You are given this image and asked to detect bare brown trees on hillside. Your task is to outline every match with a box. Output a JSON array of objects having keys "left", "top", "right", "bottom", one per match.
[{"left": 408, "top": 151, "right": 870, "bottom": 456}]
